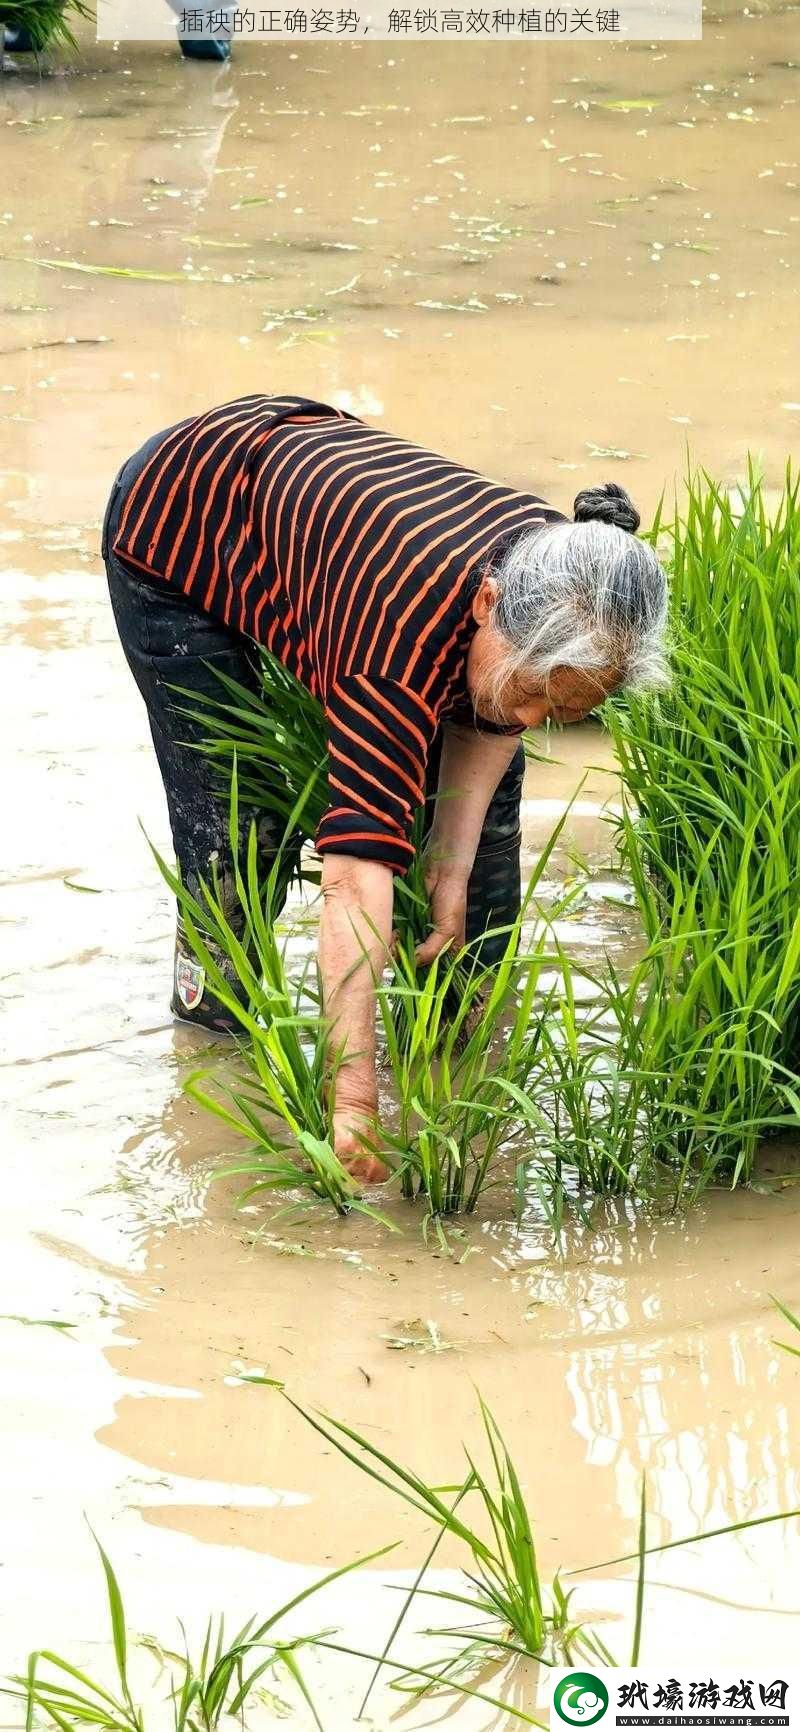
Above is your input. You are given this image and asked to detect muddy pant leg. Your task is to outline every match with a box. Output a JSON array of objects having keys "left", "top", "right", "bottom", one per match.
[
  {"left": 104, "top": 548, "right": 299, "bottom": 1026},
  {"left": 424, "top": 736, "right": 524, "bottom": 969},
  {"left": 465, "top": 743, "right": 524, "bottom": 966}
]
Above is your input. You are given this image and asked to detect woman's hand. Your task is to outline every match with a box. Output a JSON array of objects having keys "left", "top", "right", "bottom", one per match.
[
  {"left": 333, "top": 1106, "right": 389, "bottom": 1185},
  {"left": 415, "top": 860, "right": 470, "bottom": 965}
]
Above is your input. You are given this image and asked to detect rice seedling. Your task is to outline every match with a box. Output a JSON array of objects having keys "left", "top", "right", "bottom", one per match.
[
  {"left": 2, "top": 1529, "right": 393, "bottom": 1732},
  {"left": 517, "top": 921, "right": 800, "bottom": 1219},
  {"left": 377, "top": 806, "right": 577, "bottom": 1224},
  {"left": 288, "top": 1390, "right": 800, "bottom": 1713},
  {"left": 772, "top": 1295, "right": 800, "bottom": 1359},
  {"left": 510, "top": 463, "right": 800, "bottom": 1215},
  {"left": 156, "top": 754, "right": 589, "bottom": 1226},
  {"left": 1, "top": 0, "right": 93, "bottom": 54},
  {"left": 286, "top": 1391, "right": 607, "bottom": 1706},
  {"left": 154, "top": 789, "right": 572, "bottom": 1228}
]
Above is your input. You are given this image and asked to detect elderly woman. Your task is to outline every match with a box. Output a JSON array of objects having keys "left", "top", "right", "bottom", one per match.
[{"left": 102, "top": 393, "right": 668, "bottom": 1180}]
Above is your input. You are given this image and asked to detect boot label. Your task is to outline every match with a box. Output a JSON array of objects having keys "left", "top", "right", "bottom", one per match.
[{"left": 175, "top": 955, "right": 205, "bottom": 1012}]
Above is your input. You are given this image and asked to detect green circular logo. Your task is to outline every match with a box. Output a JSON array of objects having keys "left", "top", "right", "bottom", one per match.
[{"left": 553, "top": 1673, "right": 610, "bottom": 1727}]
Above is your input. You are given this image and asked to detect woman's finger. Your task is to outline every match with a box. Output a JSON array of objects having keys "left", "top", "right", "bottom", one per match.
[{"left": 414, "top": 926, "right": 454, "bottom": 965}]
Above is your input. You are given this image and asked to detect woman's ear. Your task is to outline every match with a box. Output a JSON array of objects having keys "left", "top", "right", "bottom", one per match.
[{"left": 471, "top": 575, "right": 499, "bottom": 624}]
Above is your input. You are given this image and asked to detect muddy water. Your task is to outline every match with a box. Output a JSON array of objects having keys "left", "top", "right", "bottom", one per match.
[{"left": 3, "top": 13, "right": 800, "bottom": 1725}]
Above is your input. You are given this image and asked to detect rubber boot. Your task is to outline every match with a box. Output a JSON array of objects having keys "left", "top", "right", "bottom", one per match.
[
  {"left": 4, "top": 25, "right": 37, "bottom": 51},
  {"left": 171, "top": 917, "right": 245, "bottom": 1035},
  {"left": 179, "top": 36, "right": 231, "bottom": 59}
]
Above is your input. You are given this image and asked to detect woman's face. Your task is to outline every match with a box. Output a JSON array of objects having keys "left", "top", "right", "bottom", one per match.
[{"left": 466, "top": 578, "right": 622, "bottom": 728}]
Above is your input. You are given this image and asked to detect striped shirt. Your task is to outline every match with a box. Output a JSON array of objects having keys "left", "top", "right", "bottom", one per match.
[{"left": 112, "top": 394, "right": 566, "bottom": 873}]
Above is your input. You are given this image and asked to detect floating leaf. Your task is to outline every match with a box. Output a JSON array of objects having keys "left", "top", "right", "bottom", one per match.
[
  {"left": 415, "top": 297, "right": 488, "bottom": 313},
  {"left": 14, "top": 257, "right": 199, "bottom": 284},
  {"left": 382, "top": 1318, "right": 452, "bottom": 1354},
  {"left": 0, "top": 1314, "right": 76, "bottom": 1332},
  {"left": 597, "top": 98, "right": 662, "bottom": 111},
  {"left": 185, "top": 235, "right": 250, "bottom": 251},
  {"left": 585, "top": 441, "right": 647, "bottom": 461}
]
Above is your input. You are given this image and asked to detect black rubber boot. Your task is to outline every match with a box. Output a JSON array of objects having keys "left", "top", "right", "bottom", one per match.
[
  {"left": 171, "top": 917, "right": 245, "bottom": 1036},
  {"left": 4, "top": 25, "right": 37, "bottom": 51},
  {"left": 179, "top": 36, "right": 231, "bottom": 59}
]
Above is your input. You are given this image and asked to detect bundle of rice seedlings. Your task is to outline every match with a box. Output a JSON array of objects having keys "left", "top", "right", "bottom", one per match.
[
  {"left": 608, "top": 462, "right": 800, "bottom": 1186},
  {"left": 520, "top": 927, "right": 800, "bottom": 1219},
  {"left": 377, "top": 805, "right": 577, "bottom": 1224},
  {"left": 1, "top": 0, "right": 93, "bottom": 53}
]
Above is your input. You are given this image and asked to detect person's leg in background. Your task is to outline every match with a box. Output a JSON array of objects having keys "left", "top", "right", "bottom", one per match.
[
  {"left": 102, "top": 469, "right": 300, "bottom": 1032},
  {"left": 164, "top": 0, "right": 234, "bottom": 59},
  {"left": 424, "top": 734, "right": 524, "bottom": 970}
]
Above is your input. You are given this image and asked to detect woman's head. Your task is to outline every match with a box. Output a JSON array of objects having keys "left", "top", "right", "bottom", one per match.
[{"left": 466, "top": 481, "right": 669, "bottom": 729}]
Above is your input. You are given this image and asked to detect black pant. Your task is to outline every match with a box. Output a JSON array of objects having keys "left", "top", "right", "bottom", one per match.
[{"left": 102, "top": 438, "right": 524, "bottom": 963}]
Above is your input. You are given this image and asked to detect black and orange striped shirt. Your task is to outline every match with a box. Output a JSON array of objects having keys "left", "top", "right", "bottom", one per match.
[{"left": 112, "top": 394, "right": 566, "bottom": 873}]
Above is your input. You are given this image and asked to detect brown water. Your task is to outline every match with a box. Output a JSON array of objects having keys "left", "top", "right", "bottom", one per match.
[{"left": 2, "top": 13, "right": 800, "bottom": 1725}]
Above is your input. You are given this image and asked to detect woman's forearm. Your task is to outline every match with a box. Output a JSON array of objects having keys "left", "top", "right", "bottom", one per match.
[
  {"left": 318, "top": 853, "right": 394, "bottom": 1113},
  {"left": 427, "top": 723, "right": 521, "bottom": 874}
]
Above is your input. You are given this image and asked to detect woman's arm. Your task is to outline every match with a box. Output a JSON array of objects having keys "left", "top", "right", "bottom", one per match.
[
  {"left": 318, "top": 726, "right": 520, "bottom": 1174},
  {"left": 318, "top": 852, "right": 394, "bottom": 1180},
  {"left": 416, "top": 722, "right": 521, "bottom": 965}
]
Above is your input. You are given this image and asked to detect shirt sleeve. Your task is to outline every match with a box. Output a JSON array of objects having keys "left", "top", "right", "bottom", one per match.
[{"left": 317, "top": 674, "right": 439, "bottom": 875}]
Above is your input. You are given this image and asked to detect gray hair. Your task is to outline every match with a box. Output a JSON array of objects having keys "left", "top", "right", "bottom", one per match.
[{"left": 482, "top": 482, "right": 669, "bottom": 709}]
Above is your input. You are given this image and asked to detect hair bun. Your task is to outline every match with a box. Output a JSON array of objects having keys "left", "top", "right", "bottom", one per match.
[{"left": 573, "top": 481, "right": 640, "bottom": 534}]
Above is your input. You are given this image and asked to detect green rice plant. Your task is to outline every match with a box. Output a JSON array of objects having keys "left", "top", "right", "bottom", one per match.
[
  {"left": 288, "top": 1391, "right": 800, "bottom": 1714},
  {"left": 607, "top": 461, "right": 800, "bottom": 1185},
  {"left": 151, "top": 774, "right": 397, "bottom": 1227},
  {"left": 2, "top": 1530, "right": 393, "bottom": 1732},
  {"left": 772, "top": 1295, "right": 800, "bottom": 1359},
  {"left": 519, "top": 922, "right": 800, "bottom": 1216},
  {"left": 1, "top": 0, "right": 93, "bottom": 53},
  {"left": 286, "top": 1392, "right": 607, "bottom": 1704},
  {"left": 377, "top": 805, "right": 578, "bottom": 1223}
]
